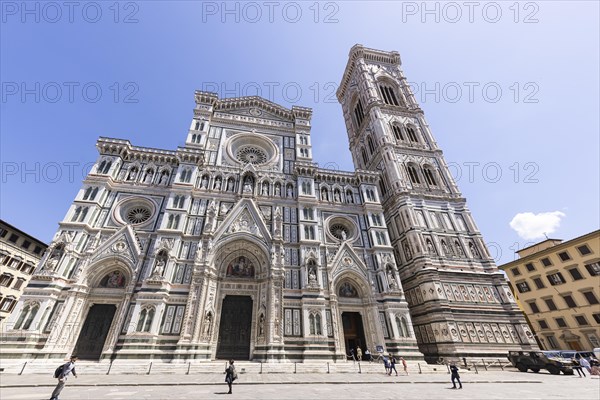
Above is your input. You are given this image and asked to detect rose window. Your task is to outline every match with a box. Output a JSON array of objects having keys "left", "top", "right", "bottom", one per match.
[
  {"left": 126, "top": 206, "right": 152, "bottom": 224},
  {"left": 329, "top": 223, "right": 349, "bottom": 240},
  {"left": 236, "top": 146, "right": 268, "bottom": 165}
]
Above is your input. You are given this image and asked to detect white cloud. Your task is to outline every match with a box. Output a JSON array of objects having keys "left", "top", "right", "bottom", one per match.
[{"left": 509, "top": 211, "right": 566, "bottom": 240}]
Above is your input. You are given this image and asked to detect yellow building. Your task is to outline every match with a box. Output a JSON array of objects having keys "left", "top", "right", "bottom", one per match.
[
  {"left": 499, "top": 230, "right": 600, "bottom": 351},
  {"left": 0, "top": 220, "right": 47, "bottom": 323}
]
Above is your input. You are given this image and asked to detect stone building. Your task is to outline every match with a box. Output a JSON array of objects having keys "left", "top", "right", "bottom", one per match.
[
  {"left": 0, "top": 219, "right": 47, "bottom": 324},
  {"left": 499, "top": 230, "right": 600, "bottom": 351},
  {"left": 1, "top": 45, "right": 536, "bottom": 363}
]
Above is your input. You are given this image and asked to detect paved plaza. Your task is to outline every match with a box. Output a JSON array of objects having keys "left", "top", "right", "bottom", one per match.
[{"left": 1, "top": 370, "right": 598, "bottom": 399}]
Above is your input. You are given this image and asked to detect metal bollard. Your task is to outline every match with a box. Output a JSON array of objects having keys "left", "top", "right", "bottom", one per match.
[
  {"left": 358, "top": 362, "right": 361, "bottom": 374},
  {"left": 106, "top": 360, "right": 114, "bottom": 375},
  {"left": 418, "top": 362, "right": 422, "bottom": 374},
  {"left": 473, "top": 363, "right": 478, "bottom": 374},
  {"left": 186, "top": 362, "right": 191, "bottom": 375},
  {"left": 327, "top": 362, "right": 330, "bottom": 374},
  {"left": 147, "top": 362, "right": 153, "bottom": 375},
  {"left": 294, "top": 362, "right": 297, "bottom": 374},
  {"left": 260, "top": 361, "right": 263, "bottom": 374},
  {"left": 482, "top": 359, "right": 488, "bottom": 371},
  {"left": 19, "top": 362, "right": 27, "bottom": 375}
]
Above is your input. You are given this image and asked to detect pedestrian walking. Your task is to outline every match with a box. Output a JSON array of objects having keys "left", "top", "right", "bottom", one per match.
[
  {"left": 388, "top": 354, "right": 398, "bottom": 376},
  {"left": 365, "top": 348, "right": 372, "bottom": 362},
  {"left": 383, "top": 355, "right": 390, "bottom": 375},
  {"left": 400, "top": 356, "right": 408, "bottom": 375},
  {"left": 356, "top": 347, "right": 363, "bottom": 361},
  {"left": 450, "top": 362, "right": 462, "bottom": 389},
  {"left": 49, "top": 355, "right": 78, "bottom": 400},
  {"left": 579, "top": 356, "right": 592, "bottom": 374},
  {"left": 572, "top": 358, "right": 586, "bottom": 377},
  {"left": 225, "top": 359, "right": 237, "bottom": 394}
]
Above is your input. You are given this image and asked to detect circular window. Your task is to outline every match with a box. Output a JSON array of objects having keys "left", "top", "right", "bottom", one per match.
[
  {"left": 226, "top": 132, "right": 278, "bottom": 167},
  {"left": 329, "top": 223, "right": 349, "bottom": 240},
  {"left": 115, "top": 197, "right": 156, "bottom": 227},
  {"left": 126, "top": 206, "right": 152, "bottom": 224},
  {"left": 236, "top": 146, "right": 268, "bottom": 165},
  {"left": 326, "top": 217, "right": 356, "bottom": 242}
]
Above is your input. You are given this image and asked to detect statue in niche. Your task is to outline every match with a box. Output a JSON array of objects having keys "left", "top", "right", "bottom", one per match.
[
  {"left": 214, "top": 177, "right": 222, "bottom": 190},
  {"left": 43, "top": 244, "right": 65, "bottom": 271},
  {"left": 341, "top": 231, "right": 347, "bottom": 241},
  {"left": 286, "top": 185, "right": 293, "bottom": 197},
  {"left": 274, "top": 183, "right": 281, "bottom": 196},
  {"left": 388, "top": 269, "right": 398, "bottom": 289},
  {"left": 455, "top": 242, "right": 464, "bottom": 257},
  {"left": 427, "top": 239, "right": 436, "bottom": 254},
  {"left": 243, "top": 176, "right": 253, "bottom": 193},
  {"left": 334, "top": 190, "right": 341, "bottom": 202},
  {"left": 227, "top": 178, "right": 234, "bottom": 191},
  {"left": 262, "top": 182, "right": 269, "bottom": 195},
  {"left": 308, "top": 267, "right": 317, "bottom": 285},
  {"left": 258, "top": 314, "right": 265, "bottom": 336},
  {"left": 195, "top": 241, "right": 204, "bottom": 262},
  {"left": 201, "top": 175, "right": 208, "bottom": 188},
  {"left": 153, "top": 258, "right": 166, "bottom": 277},
  {"left": 203, "top": 312, "right": 212, "bottom": 336},
  {"left": 127, "top": 168, "right": 137, "bottom": 181},
  {"left": 144, "top": 169, "right": 154, "bottom": 184},
  {"left": 346, "top": 191, "right": 354, "bottom": 203},
  {"left": 159, "top": 171, "right": 169, "bottom": 185}
]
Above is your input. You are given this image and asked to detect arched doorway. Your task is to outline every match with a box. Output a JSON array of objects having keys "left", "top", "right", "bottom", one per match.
[{"left": 216, "top": 295, "right": 253, "bottom": 359}]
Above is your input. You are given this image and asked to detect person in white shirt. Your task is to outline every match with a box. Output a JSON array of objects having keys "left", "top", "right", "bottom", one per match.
[
  {"left": 579, "top": 356, "right": 592, "bottom": 373},
  {"left": 50, "top": 355, "right": 78, "bottom": 400}
]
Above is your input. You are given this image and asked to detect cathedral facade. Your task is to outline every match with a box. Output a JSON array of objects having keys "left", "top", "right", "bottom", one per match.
[{"left": 2, "top": 46, "right": 536, "bottom": 363}]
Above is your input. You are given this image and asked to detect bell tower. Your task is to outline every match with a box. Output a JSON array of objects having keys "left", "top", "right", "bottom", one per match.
[{"left": 337, "top": 45, "right": 537, "bottom": 361}]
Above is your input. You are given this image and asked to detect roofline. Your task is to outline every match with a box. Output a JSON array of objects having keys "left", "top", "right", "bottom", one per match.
[
  {"left": 0, "top": 219, "right": 48, "bottom": 247},
  {"left": 517, "top": 238, "right": 563, "bottom": 253},
  {"left": 498, "top": 229, "right": 600, "bottom": 269}
]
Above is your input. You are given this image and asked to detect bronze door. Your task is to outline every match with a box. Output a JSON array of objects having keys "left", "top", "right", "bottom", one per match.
[
  {"left": 342, "top": 312, "right": 367, "bottom": 355},
  {"left": 73, "top": 304, "right": 117, "bottom": 360},
  {"left": 216, "top": 296, "right": 253, "bottom": 360}
]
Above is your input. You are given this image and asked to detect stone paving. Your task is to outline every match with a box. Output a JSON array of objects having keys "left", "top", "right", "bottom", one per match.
[{"left": 0, "top": 370, "right": 598, "bottom": 399}]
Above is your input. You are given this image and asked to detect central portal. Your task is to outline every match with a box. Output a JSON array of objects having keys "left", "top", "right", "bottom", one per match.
[
  {"left": 216, "top": 295, "right": 253, "bottom": 360},
  {"left": 342, "top": 312, "right": 367, "bottom": 355},
  {"left": 73, "top": 304, "right": 117, "bottom": 360}
]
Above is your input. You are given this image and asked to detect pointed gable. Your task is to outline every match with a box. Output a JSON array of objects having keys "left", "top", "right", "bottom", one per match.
[
  {"left": 213, "top": 198, "right": 272, "bottom": 243},
  {"left": 89, "top": 225, "right": 143, "bottom": 267},
  {"left": 329, "top": 242, "right": 369, "bottom": 280}
]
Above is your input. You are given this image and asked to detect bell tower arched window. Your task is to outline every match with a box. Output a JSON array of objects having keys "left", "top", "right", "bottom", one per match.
[
  {"left": 422, "top": 165, "right": 437, "bottom": 186},
  {"left": 367, "top": 135, "right": 375, "bottom": 154},
  {"left": 379, "top": 83, "right": 400, "bottom": 106},
  {"left": 391, "top": 124, "right": 404, "bottom": 141},
  {"left": 406, "top": 126, "right": 419, "bottom": 142},
  {"left": 361, "top": 148, "right": 368, "bottom": 165},
  {"left": 353, "top": 98, "right": 365, "bottom": 129},
  {"left": 407, "top": 163, "right": 421, "bottom": 184}
]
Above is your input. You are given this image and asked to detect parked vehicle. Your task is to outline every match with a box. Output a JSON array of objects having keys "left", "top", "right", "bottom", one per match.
[
  {"left": 559, "top": 350, "right": 597, "bottom": 362},
  {"left": 507, "top": 350, "right": 574, "bottom": 375}
]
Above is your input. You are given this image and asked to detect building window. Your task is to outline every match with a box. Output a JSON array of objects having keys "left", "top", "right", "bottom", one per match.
[
  {"left": 511, "top": 267, "right": 521, "bottom": 276},
  {"left": 422, "top": 166, "right": 437, "bottom": 186},
  {"left": 0, "top": 273, "right": 13, "bottom": 287},
  {"left": 13, "top": 278, "right": 25, "bottom": 290},
  {"left": 557, "top": 251, "right": 571, "bottom": 262},
  {"left": 406, "top": 126, "right": 418, "bottom": 142},
  {"left": 583, "top": 291, "right": 599, "bottom": 305},
  {"left": 8, "top": 234, "right": 18, "bottom": 243},
  {"left": 137, "top": 308, "right": 155, "bottom": 332},
  {"left": 379, "top": 83, "right": 400, "bottom": 106},
  {"left": 593, "top": 313, "right": 600, "bottom": 324},
  {"left": 528, "top": 301, "right": 540, "bottom": 313},
  {"left": 308, "top": 312, "right": 322, "bottom": 335},
  {"left": 555, "top": 317, "right": 567, "bottom": 328},
  {"left": 0, "top": 297, "right": 16, "bottom": 312},
  {"left": 21, "top": 240, "right": 31, "bottom": 250},
  {"left": 538, "top": 320, "right": 549, "bottom": 330},
  {"left": 533, "top": 277, "right": 545, "bottom": 289},
  {"left": 562, "top": 295, "right": 577, "bottom": 308},
  {"left": 407, "top": 163, "right": 421, "bottom": 184},
  {"left": 544, "top": 298, "right": 558, "bottom": 311},
  {"left": 0, "top": 228, "right": 7, "bottom": 237},
  {"left": 540, "top": 257, "right": 552, "bottom": 267},
  {"left": 516, "top": 281, "right": 531, "bottom": 293},
  {"left": 546, "top": 335, "right": 559, "bottom": 348},
  {"left": 567, "top": 268, "right": 583, "bottom": 281},
  {"left": 585, "top": 262, "right": 600, "bottom": 276},
  {"left": 547, "top": 272, "right": 565, "bottom": 286},
  {"left": 391, "top": 124, "right": 404, "bottom": 141},
  {"left": 577, "top": 244, "right": 592, "bottom": 255},
  {"left": 525, "top": 262, "right": 536, "bottom": 272},
  {"left": 33, "top": 246, "right": 43, "bottom": 255},
  {"left": 574, "top": 315, "right": 589, "bottom": 326},
  {"left": 353, "top": 98, "right": 365, "bottom": 129}
]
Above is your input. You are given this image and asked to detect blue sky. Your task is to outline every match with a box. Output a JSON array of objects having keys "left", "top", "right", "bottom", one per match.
[{"left": 1, "top": 1, "right": 598, "bottom": 264}]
